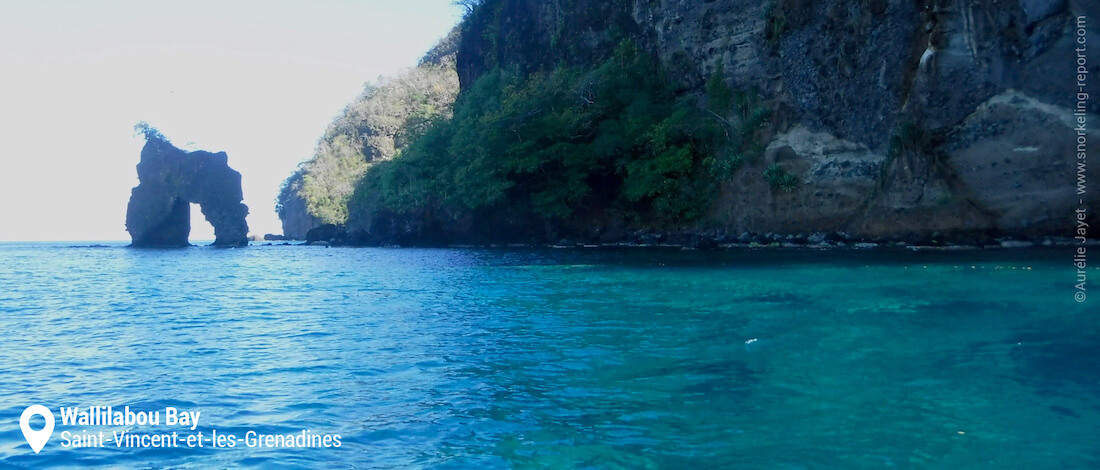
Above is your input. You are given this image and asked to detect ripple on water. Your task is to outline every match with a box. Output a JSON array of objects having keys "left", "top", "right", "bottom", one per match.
[{"left": 0, "top": 243, "right": 1091, "bottom": 468}]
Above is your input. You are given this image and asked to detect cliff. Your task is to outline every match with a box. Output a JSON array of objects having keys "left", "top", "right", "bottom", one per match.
[
  {"left": 630, "top": 0, "right": 1099, "bottom": 240},
  {"left": 284, "top": 0, "right": 1100, "bottom": 246},
  {"left": 276, "top": 172, "right": 320, "bottom": 240}
]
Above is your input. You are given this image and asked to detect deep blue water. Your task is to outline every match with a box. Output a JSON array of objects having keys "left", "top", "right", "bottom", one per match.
[{"left": 0, "top": 242, "right": 1096, "bottom": 468}]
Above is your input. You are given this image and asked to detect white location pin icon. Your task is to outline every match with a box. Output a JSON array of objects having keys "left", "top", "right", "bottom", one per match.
[{"left": 20, "top": 405, "right": 55, "bottom": 454}]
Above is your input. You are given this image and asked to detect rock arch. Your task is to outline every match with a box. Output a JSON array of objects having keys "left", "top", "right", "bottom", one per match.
[{"left": 125, "top": 138, "right": 249, "bottom": 247}]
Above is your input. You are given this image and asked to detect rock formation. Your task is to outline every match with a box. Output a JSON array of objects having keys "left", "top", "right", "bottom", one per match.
[
  {"left": 276, "top": 172, "right": 321, "bottom": 240},
  {"left": 126, "top": 138, "right": 250, "bottom": 247}
]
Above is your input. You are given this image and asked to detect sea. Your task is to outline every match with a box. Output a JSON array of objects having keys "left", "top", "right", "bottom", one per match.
[{"left": 0, "top": 241, "right": 1095, "bottom": 469}]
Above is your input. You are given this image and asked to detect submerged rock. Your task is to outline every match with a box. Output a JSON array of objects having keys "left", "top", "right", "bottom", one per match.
[{"left": 125, "top": 138, "right": 249, "bottom": 247}]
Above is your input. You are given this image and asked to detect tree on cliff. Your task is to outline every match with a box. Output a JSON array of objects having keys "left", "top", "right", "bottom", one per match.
[
  {"left": 453, "top": 0, "right": 481, "bottom": 16},
  {"left": 133, "top": 121, "right": 170, "bottom": 143}
]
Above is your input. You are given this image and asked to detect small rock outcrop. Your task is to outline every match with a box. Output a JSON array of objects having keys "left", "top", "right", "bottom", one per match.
[
  {"left": 276, "top": 172, "right": 321, "bottom": 240},
  {"left": 126, "top": 138, "right": 250, "bottom": 247}
]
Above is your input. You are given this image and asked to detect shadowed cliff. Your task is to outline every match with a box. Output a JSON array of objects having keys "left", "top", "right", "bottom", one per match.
[{"left": 126, "top": 134, "right": 249, "bottom": 247}]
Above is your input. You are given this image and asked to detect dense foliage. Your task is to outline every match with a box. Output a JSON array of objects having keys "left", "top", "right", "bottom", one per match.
[
  {"left": 350, "top": 41, "right": 741, "bottom": 232},
  {"left": 277, "top": 57, "right": 460, "bottom": 225}
]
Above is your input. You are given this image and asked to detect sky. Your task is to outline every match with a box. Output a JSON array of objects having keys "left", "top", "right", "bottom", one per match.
[{"left": 0, "top": 0, "right": 463, "bottom": 241}]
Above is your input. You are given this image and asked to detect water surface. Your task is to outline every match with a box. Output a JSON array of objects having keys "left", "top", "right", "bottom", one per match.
[{"left": 0, "top": 242, "right": 1095, "bottom": 468}]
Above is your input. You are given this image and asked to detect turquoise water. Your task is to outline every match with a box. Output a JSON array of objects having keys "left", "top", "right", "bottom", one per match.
[{"left": 0, "top": 242, "right": 1096, "bottom": 468}]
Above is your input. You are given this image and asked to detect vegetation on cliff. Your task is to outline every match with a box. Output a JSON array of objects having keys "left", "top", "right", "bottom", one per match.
[
  {"left": 276, "top": 35, "right": 460, "bottom": 228},
  {"left": 280, "top": 0, "right": 1092, "bottom": 244},
  {"left": 280, "top": 2, "right": 777, "bottom": 243},
  {"left": 349, "top": 41, "right": 739, "bottom": 234}
]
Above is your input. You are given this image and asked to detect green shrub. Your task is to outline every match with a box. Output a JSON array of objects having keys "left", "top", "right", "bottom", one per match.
[
  {"left": 711, "top": 152, "right": 744, "bottom": 180},
  {"left": 703, "top": 69, "right": 771, "bottom": 180},
  {"left": 763, "top": 163, "right": 799, "bottom": 192},
  {"left": 731, "top": 88, "right": 772, "bottom": 161},
  {"left": 776, "top": 172, "right": 799, "bottom": 192},
  {"left": 705, "top": 62, "right": 733, "bottom": 115}
]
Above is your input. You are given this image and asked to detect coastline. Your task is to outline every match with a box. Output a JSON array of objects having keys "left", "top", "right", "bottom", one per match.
[{"left": 274, "top": 230, "right": 1100, "bottom": 252}]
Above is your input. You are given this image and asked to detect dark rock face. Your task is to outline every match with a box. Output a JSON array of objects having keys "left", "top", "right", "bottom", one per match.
[
  {"left": 444, "top": 0, "right": 1099, "bottom": 244},
  {"left": 126, "top": 139, "right": 250, "bottom": 247},
  {"left": 276, "top": 173, "right": 321, "bottom": 240}
]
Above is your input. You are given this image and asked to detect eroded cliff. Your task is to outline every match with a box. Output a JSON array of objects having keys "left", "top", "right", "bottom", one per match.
[{"left": 127, "top": 136, "right": 249, "bottom": 247}]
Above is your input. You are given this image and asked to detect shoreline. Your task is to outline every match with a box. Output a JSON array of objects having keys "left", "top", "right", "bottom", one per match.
[{"left": 274, "top": 233, "right": 1100, "bottom": 251}]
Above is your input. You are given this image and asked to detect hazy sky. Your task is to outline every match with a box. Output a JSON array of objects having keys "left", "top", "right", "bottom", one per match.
[{"left": 0, "top": 0, "right": 462, "bottom": 241}]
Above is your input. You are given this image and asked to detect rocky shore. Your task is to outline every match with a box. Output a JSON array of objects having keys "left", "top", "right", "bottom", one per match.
[{"left": 291, "top": 223, "right": 1096, "bottom": 251}]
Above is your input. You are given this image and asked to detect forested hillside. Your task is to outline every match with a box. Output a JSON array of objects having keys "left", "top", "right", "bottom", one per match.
[{"left": 276, "top": 28, "right": 460, "bottom": 238}]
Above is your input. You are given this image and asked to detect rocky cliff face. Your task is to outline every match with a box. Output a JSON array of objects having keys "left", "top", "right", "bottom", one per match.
[
  {"left": 126, "top": 138, "right": 249, "bottom": 247},
  {"left": 449, "top": 0, "right": 1098, "bottom": 242},
  {"left": 276, "top": 172, "right": 320, "bottom": 240}
]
